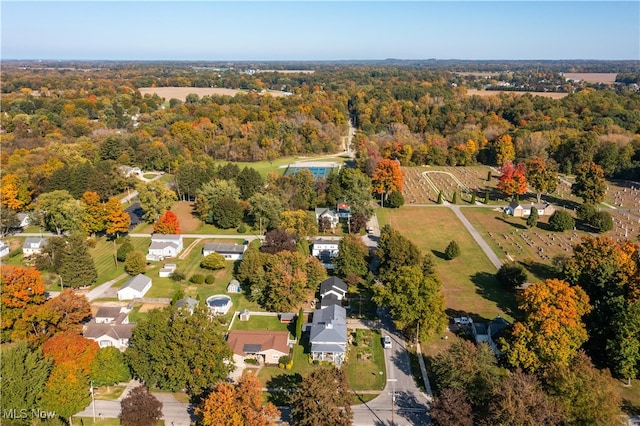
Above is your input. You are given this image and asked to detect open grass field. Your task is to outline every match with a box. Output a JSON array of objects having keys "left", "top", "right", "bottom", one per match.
[
  {"left": 232, "top": 314, "right": 292, "bottom": 333},
  {"left": 91, "top": 237, "right": 150, "bottom": 287},
  {"left": 376, "top": 207, "right": 515, "bottom": 322},
  {"left": 562, "top": 72, "right": 618, "bottom": 84},
  {"left": 138, "top": 87, "right": 290, "bottom": 101},
  {"left": 344, "top": 329, "right": 386, "bottom": 391}
]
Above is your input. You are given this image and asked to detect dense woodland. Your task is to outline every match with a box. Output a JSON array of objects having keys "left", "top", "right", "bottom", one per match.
[{"left": 1, "top": 60, "right": 640, "bottom": 425}]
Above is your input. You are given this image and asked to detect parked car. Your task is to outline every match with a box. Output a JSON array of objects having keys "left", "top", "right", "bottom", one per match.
[
  {"left": 454, "top": 317, "right": 473, "bottom": 326},
  {"left": 383, "top": 335, "right": 392, "bottom": 349}
]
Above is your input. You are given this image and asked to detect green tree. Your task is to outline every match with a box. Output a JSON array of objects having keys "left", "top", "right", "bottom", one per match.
[
  {"left": 470, "top": 191, "right": 476, "bottom": 204},
  {"left": 236, "top": 241, "right": 268, "bottom": 302},
  {"left": 59, "top": 234, "right": 98, "bottom": 289},
  {"left": 119, "top": 385, "right": 163, "bottom": 426},
  {"left": 262, "top": 251, "right": 310, "bottom": 311},
  {"left": 571, "top": 161, "right": 606, "bottom": 204},
  {"left": 607, "top": 301, "right": 640, "bottom": 385},
  {"left": 296, "top": 308, "right": 304, "bottom": 341},
  {"left": 248, "top": 192, "right": 284, "bottom": 231},
  {"left": 90, "top": 347, "right": 131, "bottom": 386},
  {"left": 496, "top": 263, "right": 528, "bottom": 290},
  {"left": 37, "top": 190, "right": 84, "bottom": 235},
  {"left": 201, "top": 253, "right": 226, "bottom": 270},
  {"left": 331, "top": 168, "right": 373, "bottom": 217},
  {"left": 444, "top": 240, "right": 460, "bottom": 260},
  {"left": 41, "top": 364, "right": 91, "bottom": 422},
  {"left": 526, "top": 207, "right": 539, "bottom": 228},
  {"left": 236, "top": 166, "right": 264, "bottom": 200},
  {"left": 526, "top": 158, "right": 558, "bottom": 203},
  {"left": 117, "top": 238, "right": 135, "bottom": 262},
  {"left": 0, "top": 205, "right": 20, "bottom": 237},
  {"left": 373, "top": 265, "right": 448, "bottom": 340},
  {"left": 125, "top": 306, "right": 234, "bottom": 395},
  {"left": 437, "top": 190, "right": 443, "bottom": 204},
  {"left": 280, "top": 210, "right": 318, "bottom": 239},
  {"left": 387, "top": 190, "right": 405, "bottom": 208},
  {"left": 451, "top": 191, "right": 458, "bottom": 204},
  {"left": 589, "top": 210, "right": 613, "bottom": 233},
  {"left": 211, "top": 196, "right": 243, "bottom": 229},
  {"left": 289, "top": 368, "right": 353, "bottom": 426},
  {"left": 503, "top": 279, "right": 591, "bottom": 372},
  {"left": 137, "top": 180, "right": 177, "bottom": 223},
  {"left": 548, "top": 210, "right": 575, "bottom": 232},
  {"left": 0, "top": 341, "right": 52, "bottom": 419},
  {"left": 334, "top": 234, "right": 369, "bottom": 280},
  {"left": 376, "top": 224, "right": 422, "bottom": 279},
  {"left": 125, "top": 251, "right": 147, "bottom": 276}
]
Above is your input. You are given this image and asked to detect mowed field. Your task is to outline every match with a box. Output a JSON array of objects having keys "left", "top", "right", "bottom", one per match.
[
  {"left": 376, "top": 207, "right": 515, "bottom": 322},
  {"left": 466, "top": 89, "right": 568, "bottom": 99},
  {"left": 138, "top": 87, "right": 289, "bottom": 101},
  {"left": 562, "top": 72, "right": 617, "bottom": 84}
]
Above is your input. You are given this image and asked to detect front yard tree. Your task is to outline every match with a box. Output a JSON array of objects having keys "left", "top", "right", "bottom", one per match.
[
  {"left": 503, "top": 279, "right": 591, "bottom": 373},
  {"left": 126, "top": 306, "right": 234, "bottom": 396},
  {"left": 137, "top": 180, "right": 178, "bottom": 223},
  {"left": 41, "top": 363, "right": 91, "bottom": 423},
  {"left": 571, "top": 161, "right": 606, "bottom": 205},
  {"left": 334, "top": 234, "right": 369, "bottom": 280},
  {"left": 376, "top": 225, "right": 421, "bottom": 280},
  {"left": 104, "top": 196, "right": 131, "bottom": 237},
  {"left": 261, "top": 228, "right": 296, "bottom": 254},
  {"left": 197, "top": 372, "right": 279, "bottom": 426},
  {"left": 80, "top": 191, "right": 106, "bottom": 236},
  {"left": 373, "top": 265, "right": 447, "bottom": 340},
  {"left": 289, "top": 368, "right": 353, "bottom": 426},
  {"left": 371, "top": 158, "right": 404, "bottom": 206},
  {"left": 90, "top": 346, "right": 131, "bottom": 386},
  {"left": 280, "top": 210, "right": 318, "bottom": 239},
  {"left": 153, "top": 210, "right": 181, "bottom": 234},
  {"left": 525, "top": 158, "right": 558, "bottom": 203},
  {"left": 211, "top": 196, "right": 243, "bottom": 229},
  {"left": 124, "top": 251, "right": 147, "bottom": 276},
  {"left": 119, "top": 385, "right": 163, "bottom": 426},
  {"left": 37, "top": 190, "right": 84, "bottom": 234},
  {"left": 497, "top": 161, "right": 527, "bottom": 201},
  {"left": 59, "top": 234, "right": 98, "bottom": 288}
]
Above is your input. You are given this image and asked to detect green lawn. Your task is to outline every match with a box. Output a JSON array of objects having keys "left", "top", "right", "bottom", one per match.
[
  {"left": 210, "top": 154, "right": 351, "bottom": 178},
  {"left": 376, "top": 206, "right": 515, "bottom": 322},
  {"left": 90, "top": 237, "right": 150, "bottom": 287},
  {"left": 94, "top": 385, "right": 127, "bottom": 401},
  {"left": 232, "top": 315, "right": 292, "bottom": 333},
  {"left": 344, "top": 329, "right": 386, "bottom": 391}
]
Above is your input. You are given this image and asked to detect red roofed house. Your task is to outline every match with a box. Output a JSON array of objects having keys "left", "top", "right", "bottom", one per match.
[{"left": 227, "top": 330, "right": 293, "bottom": 366}]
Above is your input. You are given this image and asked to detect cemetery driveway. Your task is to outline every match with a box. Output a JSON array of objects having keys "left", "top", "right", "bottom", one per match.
[{"left": 448, "top": 205, "right": 503, "bottom": 270}]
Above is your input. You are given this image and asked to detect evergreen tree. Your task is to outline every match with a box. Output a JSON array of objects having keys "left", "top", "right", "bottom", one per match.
[
  {"left": 470, "top": 192, "right": 476, "bottom": 204},
  {"left": 526, "top": 208, "right": 539, "bottom": 228},
  {"left": 444, "top": 240, "right": 460, "bottom": 260},
  {"left": 59, "top": 234, "right": 98, "bottom": 288},
  {"left": 437, "top": 191, "right": 443, "bottom": 204}
]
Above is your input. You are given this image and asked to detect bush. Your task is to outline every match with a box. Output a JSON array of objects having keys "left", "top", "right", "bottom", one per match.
[
  {"left": 170, "top": 270, "right": 186, "bottom": 282},
  {"left": 548, "top": 210, "right": 575, "bottom": 232},
  {"left": 577, "top": 203, "right": 596, "bottom": 222},
  {"left": 190, "top": 274, "right": 205, "bottom": 284},
  {"left": 244, "top": 358, "right": 259, "bottom": 365},
  {"left": 470, "top": 192, "right": 476, "bottom": 204},
  {"left": 437, "top": 191, "right": 443, "bottom": 204},
  {"left": 201, "top": 253, "right": 226, "bottom": 270},
  {"left": 526, "top": 208, "right": 539, "bottom": 228},
  {"left": 496, "top": 263, "right": 528, "bottom": 289},
  {"left": 451, "top": 191, "right": 458, "bottom": 204},
  {"left": 387, "top": 191, "right": 405, "bottom": 208},
  {"left": 590, "top": 211, "right": 613, "bottom": 233},
  {"left": 117, "top": 239, "right": 135, "bottom": 262},
  {"left": 237, "top": 223, "right": 247, "bottom": 233},
  {"left": 279, "top": 355, "right": 291, "bottom": 366},
  {"left": 86, "top": 237, "right": 97, "bottom": 248},
  {"left": 444, "top": 240, "right": 460, "bottom": 260},
  {"left": 205, "top": 274, "right": 215, "bottom": 284},
  {"left": 484, "top": 191, "right": 490, "bottom": 204}
]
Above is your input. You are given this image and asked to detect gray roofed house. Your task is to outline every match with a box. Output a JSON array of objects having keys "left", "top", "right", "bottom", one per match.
[
  {"left": 309, "top": 304, "right": 348, "bottom": 366},
  {"left": 203, "top": 242, "right": 247, "bottom": 260},
  {"left": 16, "top": 212, "right": 30, "bottom": 228},
  {"left": 319, "top": 276, "right": 348, "bottom": 300},
  {"left": 175, "top": 297, "right": 199, "bottom": 315},
  {"left": 117, "top": 274, "right": 152, "bottom": 300},
  {"left": 22, "top": 237, "right": 47, "bottom": 257},
  {"left": 315, "top": 207, "right": 339, "bottom": 229},
  {"left": 84, "top": 306, "right": 135, "bottom": 350},
  {"left": 473, "top": 316, "right": 510, "bottom": 355}
]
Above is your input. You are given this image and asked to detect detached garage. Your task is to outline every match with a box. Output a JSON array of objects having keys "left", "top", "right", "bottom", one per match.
[{"left": 117, "top": 274, "right": 152, "bottom": 300}]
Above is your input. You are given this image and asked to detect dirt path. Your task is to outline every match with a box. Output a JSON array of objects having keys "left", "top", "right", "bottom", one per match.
[{"left": 179, "top": 238, "right": 202, "bottom": 260}]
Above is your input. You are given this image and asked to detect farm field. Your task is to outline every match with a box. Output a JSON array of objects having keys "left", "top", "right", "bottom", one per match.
[
  {"left": 138, "top": 87, "right": 290, "bottom": 101},
  {"left": 376, "top": 206, "right": 515, "bottom": 322},
  {"left": 466, "top": 89, "right": 568, "bottom": 99},
  {"left": 562, "top": 72, "right": 618, "bottom": 84}
]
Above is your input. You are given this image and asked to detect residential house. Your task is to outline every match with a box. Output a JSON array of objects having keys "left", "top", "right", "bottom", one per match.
[
  {"left": 84, "top": 306, "right": 135, "bottom": 351},
  {"left": 203, "top": 242, "right": 247, "bottom": 260},
  {"left": 336, "top": 200, "right": 351, "bottom": 219},
  {"left": 118, "top": 165, "right": 143, "bottom": 178},
  {"left": 175, "top": 297, "right": 199, "bottom": 315},
  {"left": 159, "top": 263, "right": 177, "bottom": 278},
  {"left": 311, "top": 238, "right": 340, "bottom": 268},
  {"left": 472, "top": 316, "right": 510, "bottom": 355},
  {"left": 506, "top": 201, "right": 555, "bottom": 217},
  {"left": 227, "top": 279, "right": 241, "bottom": 293},
  {"left": 117, "top": 274, "right": 152, "bottom": 300},
  {"left": 319, "top": 276, "right": 348, "bottom": 301},
  {"left": 146, "top": 234, "right": 183, "bottom": 261},
  {"left": 16, "top": 213, "right": 31, "bottom": 228},
  {"left": 315, "top": 207, "right": 339, "bottom": 229},
  {"left": 309, "top": 304, "right": 348, "bottom": 366},
  {"left": 227, "top": 330, "right": 292, "bottom": 366},
  {"left": 0, "top": 240, "right": 9, "bottom": 258},
  {"left": 22, "top": 237, "right": 47, "bottom": 257}
]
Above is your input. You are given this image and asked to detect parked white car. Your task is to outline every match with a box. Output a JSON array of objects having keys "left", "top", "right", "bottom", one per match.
[{"left": 454, "top": 317, "right": 473, "bottom": 326}]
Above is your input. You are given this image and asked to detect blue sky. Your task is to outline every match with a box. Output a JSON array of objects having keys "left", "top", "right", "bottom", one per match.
[{"left": 2, "top": 1, "right": 639, "bottom": 60}]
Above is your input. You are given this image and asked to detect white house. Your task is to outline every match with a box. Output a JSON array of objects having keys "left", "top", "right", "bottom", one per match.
[
  {"left": 315, "top": 208, "right": 339, "bottom": 229},
  {"left": 16, "top": 213, "right": 31, "bottom": 228},
  {"left": 506, "top": 201, "right": 555, "bottom": 218},
  {"left": 84, "top": 306, "right": 135, "bottom": 351},
  {"left": 22, "top": 237, "right": 47, "bottom": 257},
  {"left": 311, "top": 238, "right": 340, "bottom": 268},
  {"left": 202, "top": 242, "right": 247, "bottom": 260},
  {"left": 0, "top": 240, "right": 10, "bottom": 258},
  {"left": 309, "top": 304, "right": 348, "bottom": 366},
  {"left": 147, "top": 234, "right": 183, "bottom": 261},
  {"left": 117, "top": 274, "right": 152, "bottom": 300},
  {"left": 159, "top": 263, "right": 177, "bottom": 278},
  {"left": 118, "top": 165, "right": 143, "bottom": 178}
]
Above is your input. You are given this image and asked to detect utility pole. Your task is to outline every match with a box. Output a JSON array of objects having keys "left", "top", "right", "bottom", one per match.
[
  {"left": 387, "top": 378, "right": 397, "bottom": 426},
  {"left": 91, "top": 381, "right": 96, "bottom": 422}
]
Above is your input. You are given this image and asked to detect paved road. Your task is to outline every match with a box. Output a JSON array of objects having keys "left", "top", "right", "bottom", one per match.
[{"left": 353, "top": 310, "right": 430, "bottom": 426}]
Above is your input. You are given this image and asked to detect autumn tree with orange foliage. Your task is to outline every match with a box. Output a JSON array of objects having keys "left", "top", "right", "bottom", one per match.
[
  {"left": 0, "top": 173, "right": 32, "bottom": 211},
  {"left": 104, "top": 196, "right": 131, "bottom": 237},
  {"left": 497, "top": 161, "right": 528, "bottom": 201},
  {"left": 371, "top": 158, "right": 405, "bottom": 206},
  {"left": 0, "top": 265, "right": 46, "bottom": 341},
  {"left": 153, "top": 210, "right": 181, "bottom": 234},
  {"left": 503, "top": 278, "right": 590, "bottom": 373},
  {"left": 197, "top": 372, "right": 280, "bottom": 426},
  {"left": 43, "top": 331, "right": 99, "bottom": 372},
  {"left": 13, "top": 289, "right": 91, "bottom": 344}
]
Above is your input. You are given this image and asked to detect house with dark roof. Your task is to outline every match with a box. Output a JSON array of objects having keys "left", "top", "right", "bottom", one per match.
[
  {"left": 203, "top": 242, "right": 247, "bottom": 260},
  {"left": 472, "top": 316, "right": 510, "bottom": 355},
  {"left": 309, "top": 304, "right": 348, "bottom": 366},
  {"left": 319, "top": 276, "right": 348, "bottom": 301},
  {"left": 227, "top": 330, "right": 293, "bottom": 366},
  {"left": 84, "top": 306, "right": 135, "bottom": 351},
  {"left": 146, "top": 234, "right": 183, "bottom": 261},
  {"left": 117, "top": 274, "right": 152, "bottom": 300},
  {"left": 311, "top": 238, "right": 340, "bottom": 268}
]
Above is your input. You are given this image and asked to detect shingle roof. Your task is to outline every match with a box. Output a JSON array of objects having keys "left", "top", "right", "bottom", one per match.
[
  {"left": 203, "top": 243, "right": 246, "bottom": 254},
  {"left": 84, "top": 323, "right": 134, "bottom": 340},
  {"left": 95, "top": 306, "right": 123, "bottom": 319},
  {"left": 320, "top": 277, "right": 348, "bottom": 297},
  {"left": 312, "top": 304, "right": 346, "bottom": 325},
  {"left": 120, "top": 274, "right": 151, "bottom": 292},
  {"left": 151, "top": 234, "right": 183, "bottom": 241},
  {"left": 226, "top": 330, "right": 290, "bottom": 356}
]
